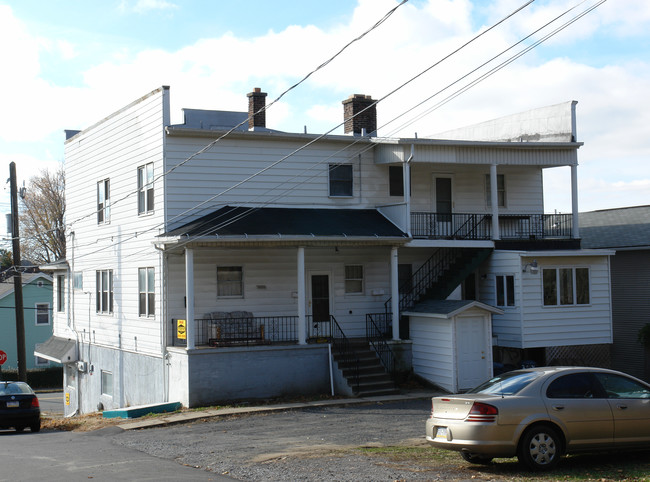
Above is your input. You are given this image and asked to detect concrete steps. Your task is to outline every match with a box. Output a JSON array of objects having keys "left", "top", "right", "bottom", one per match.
[{"left": 333, "top": 339, "right": 399, "bottom": 397}]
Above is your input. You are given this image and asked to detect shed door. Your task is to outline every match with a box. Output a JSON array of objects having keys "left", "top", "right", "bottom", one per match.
[{"left": 456, "top": 316, "right": 489, "bottom": 391}]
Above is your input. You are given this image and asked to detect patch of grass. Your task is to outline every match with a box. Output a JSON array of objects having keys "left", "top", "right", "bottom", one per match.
[{"left": 358, "top": 445, "right": 650, "bottom": 481}]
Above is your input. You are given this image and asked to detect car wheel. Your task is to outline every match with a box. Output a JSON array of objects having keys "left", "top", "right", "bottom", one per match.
[
  {"left": 517, "top": 425, "right": 562, "bottom": 471},
  {"left": 30, "top": 420, "right": 41, "bottom": 433},
  {"left": 460, "top": 452, "right": 493, "bottom": 465}
]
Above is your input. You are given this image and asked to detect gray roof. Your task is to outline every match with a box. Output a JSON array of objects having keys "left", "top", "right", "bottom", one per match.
[
  {"left": 404, "top": 299, "right": 503, "bottom": 318},
  {"left": 0, "top": 272, "right": 52, "bottom": 300},
  {"left": 579, "top": 205, "right": 650, "bottom": 249},
  {"left": 163, "top": 206, "right": 407, "bottom": 239}
]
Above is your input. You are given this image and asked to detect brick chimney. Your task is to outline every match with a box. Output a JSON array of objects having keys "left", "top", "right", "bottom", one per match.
[
  {"left": 342, "top": 94, "right": 377, "bottom": 136},
  {"left": 247, "top": 87, "right": 267, "bottom": 129}
]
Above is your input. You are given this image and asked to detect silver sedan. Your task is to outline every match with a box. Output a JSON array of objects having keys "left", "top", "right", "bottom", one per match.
[{"left": 425, "top": 366, "right": 650, "bottom": 471}]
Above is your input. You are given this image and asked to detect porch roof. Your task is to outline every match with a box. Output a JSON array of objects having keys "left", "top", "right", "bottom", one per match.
[
  {"left": 159, "top": 206, "right": 408, "bottom": 246},
  {"left": 403, "top": 299, "right": 503, "bottom": 319}
]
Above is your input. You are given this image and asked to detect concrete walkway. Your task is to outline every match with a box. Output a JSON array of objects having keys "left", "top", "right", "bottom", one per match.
[{"left": 117, "top": 390, "right": 436, "bottom": 431}]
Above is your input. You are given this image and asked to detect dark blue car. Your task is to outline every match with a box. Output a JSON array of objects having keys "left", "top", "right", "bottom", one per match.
[{"left": 0, "top": 381, "right": 41, "bottom": 432}]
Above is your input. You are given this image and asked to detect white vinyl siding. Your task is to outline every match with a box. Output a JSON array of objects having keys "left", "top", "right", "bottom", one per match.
[
  {"left": 64, "top": 87, "right": 166, "bottom": 353},
  {"left": 482, "top": 252, "right": 612, "bottom": 349}
]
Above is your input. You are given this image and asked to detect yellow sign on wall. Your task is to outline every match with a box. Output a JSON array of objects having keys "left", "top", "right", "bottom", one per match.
[
  {"left": 177, "top": 319, "right": 187, "bottom": 340},
  {"left": 65, "top": 392, "right": 70, "bottom": 406}
]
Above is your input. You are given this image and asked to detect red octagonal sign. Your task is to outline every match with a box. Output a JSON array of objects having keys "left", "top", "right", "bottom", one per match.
[{"left": 0, "top": 350, "right": 7, "bottom": 365}]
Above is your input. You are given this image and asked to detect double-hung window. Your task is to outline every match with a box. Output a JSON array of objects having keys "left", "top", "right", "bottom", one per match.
[
  {"left": 344, "top": 265, "right": 364, "bottom": 294},
  {"left": 329, "top": 164, "right": 353, "bottom": 197},
  {"left": 495, "top": 275, "right": 515, "bottom": 307},
  {"left": 138, "top": 267, "right": 155, "bottom": 316},
  {"left": 217, "top": 266, "right": 243, "bottom": 298},
  {"left": 543, "top": 267, "right": 590, "bottom": 306},
  {"left": 35, "top": 303, "right": 50, "bottom": 325},
  {"left": 97, "top": 179, "right": 110, "bottom": 224},
  {"left": 96, "top": 269, "right": 114, "bottom": 314},
  {"left": 485, "top": 174, "right": 506, "bottom": 208},
  {"left": 137, "top": 163, "right": 154, "bottom": 214}
]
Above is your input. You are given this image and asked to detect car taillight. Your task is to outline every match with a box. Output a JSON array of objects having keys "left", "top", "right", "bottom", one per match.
[
  {"left": 466, "top": 402, "right": 497, "bottom": 422},
  {"left": 31, "top": 397, "right": 40, "bottom": 408}
]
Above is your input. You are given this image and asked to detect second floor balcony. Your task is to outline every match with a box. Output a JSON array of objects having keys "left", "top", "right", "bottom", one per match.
[{"left": 410, "top": 212, "right": 573, "bottom": 241}]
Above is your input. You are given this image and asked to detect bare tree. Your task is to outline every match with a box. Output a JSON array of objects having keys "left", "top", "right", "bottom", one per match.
[{"left": 19, "top": 166, "right": 65, "bottom": 264}]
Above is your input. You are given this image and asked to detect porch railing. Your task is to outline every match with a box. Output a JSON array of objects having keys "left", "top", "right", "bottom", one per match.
[
  {"left": 171, "top": 316, "right": 299, "bottom": 347},
  {"left": 411, "top": 212, "right": 572, "bottom": 240},
  {"left": 366, "top": 313, "right": 395, "bottom": 376}
]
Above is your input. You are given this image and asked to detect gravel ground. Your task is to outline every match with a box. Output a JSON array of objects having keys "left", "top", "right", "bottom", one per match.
[{"left": 112, "top": 399, "right": 489, "bottom": 481}]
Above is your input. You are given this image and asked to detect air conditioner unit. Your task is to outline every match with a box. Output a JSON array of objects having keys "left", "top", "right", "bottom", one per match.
[{"left": 76, "top": 361, "right": 87, "bottom": 373}]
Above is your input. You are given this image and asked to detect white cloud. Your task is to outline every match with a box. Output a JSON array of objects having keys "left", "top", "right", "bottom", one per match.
[
  {"left": 118, "top": 0, "right": 179, "bottom": 14},
  {"left": 0, "top": 0, "right": 648, "bottom": 214}
]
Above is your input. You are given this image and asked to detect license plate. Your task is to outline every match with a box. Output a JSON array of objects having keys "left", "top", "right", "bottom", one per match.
[
  {"left": 435, "top": 427, "right": 448, "bottom": 439},
  {"left": 6, "top": 401, "right": 19, "bottom": 408}
]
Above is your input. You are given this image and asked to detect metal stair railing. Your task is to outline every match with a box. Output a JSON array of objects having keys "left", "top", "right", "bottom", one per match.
[
  {"left": 330, "top": 315, "right": 359, "bottom": 391},
  {"left": 385, "top": 247, "right": 460, "bottom": 315},
  {"left": 366, "top": 313, "right": 395, "bottom": 377}
]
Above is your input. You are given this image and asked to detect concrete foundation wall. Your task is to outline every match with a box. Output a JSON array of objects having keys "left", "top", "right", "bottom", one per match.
[
  {"left": 172, "top": 344, "right": 331, "bottom": 407},
  {"left": 64, "top": 344, "right": 165, "bottom": 416}
]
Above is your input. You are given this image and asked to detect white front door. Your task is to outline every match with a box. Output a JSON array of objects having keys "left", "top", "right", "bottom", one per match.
[{"left": 456, "top": 316, "right": 489, "bottom": 391}]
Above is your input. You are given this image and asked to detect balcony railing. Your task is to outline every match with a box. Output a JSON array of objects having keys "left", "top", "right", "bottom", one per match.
[{"left": 410, "top": 212, "right": 572, "bottom": 240}]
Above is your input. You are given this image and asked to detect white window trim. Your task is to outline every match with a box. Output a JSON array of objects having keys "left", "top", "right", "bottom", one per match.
[
  {"left": 96, "top": 269, "right": 114, "bottom": 315},
  {"left": 542, "top": 266, "right": 591, "bottom": 307},
  {"left": 137, "top": 163, "right": 154, "bottom": 216},
  {"left": 328, "top": 164, "right": 353, "bottom": 197},
  {"left": 216, "top": 266, "right": 244, "bottom": 299},
  {"left": 101, "top": 370, "right": 113, "bottom": 397},
  {"left": 138, "top": 267, "right": 155, "bottom": 317},
  {"left": 97, "top": 178, "right": 110, "bottom": 225},
  {"left": 485, "top": 173, "right": 506, "bottom": 208},
  {"left": 344, "top": 264, "right": 364, "bottom": 295},
  {"left": 494, "top": 274, "right": 515, "bottom": 308},
  {"left": 57, "top": 275, "right": 65, "bottom": 313},
  {"left": 35, "top": 302, "right": 50, "bottom": 326}
]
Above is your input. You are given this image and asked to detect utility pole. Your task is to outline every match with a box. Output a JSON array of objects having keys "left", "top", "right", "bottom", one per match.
[{"left": 10, "top": 162, "right": 26, "bottom": 382}]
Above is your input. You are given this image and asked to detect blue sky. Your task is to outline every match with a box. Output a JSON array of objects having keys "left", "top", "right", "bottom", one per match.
[{"left": 1, "top": 0, "right": 649, "bottom": 221}]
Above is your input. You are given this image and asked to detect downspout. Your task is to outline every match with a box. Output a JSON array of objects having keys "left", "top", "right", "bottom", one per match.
[
  {"left": 68, "top": 231, "right": 80, "bottom": 417},
  {"left": 404, "top": 144, "right": 413, "bottom": 237},
  {"left": 154, "top": 242, "right": 169, "bottom": 403}
]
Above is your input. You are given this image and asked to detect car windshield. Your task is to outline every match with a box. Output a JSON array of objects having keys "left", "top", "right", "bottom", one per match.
[
  {"left": 467, "top": 371, "right": 542, "bottom": 396},
  {"left": 0, "top": 381, "right": 33, "bottom": 395}
]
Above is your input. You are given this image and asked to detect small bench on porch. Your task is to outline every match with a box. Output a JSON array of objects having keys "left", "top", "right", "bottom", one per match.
[{"left": 203, "top": 311, "right": 267, "bottom": 347}]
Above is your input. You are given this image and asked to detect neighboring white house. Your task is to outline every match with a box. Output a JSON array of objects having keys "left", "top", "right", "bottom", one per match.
[{"left": 38, "top": 86, "right": 613, "bottom": 415}]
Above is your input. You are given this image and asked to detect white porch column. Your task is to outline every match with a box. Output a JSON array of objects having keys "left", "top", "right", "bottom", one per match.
[
  {"left": 185, "top": 248, "right": 195, "bottom": 350},
  {"left": 297, "top": 246, "right": 307, "bottom": 345},
  {"left": 490, "top": 164, "right": 500, "bottom": 240},
  {"left": 571, "top": 164, "right": 580, "bottom": 239},
  {"left": 391, "top": 246, "right": 400, "bottom": 341}
]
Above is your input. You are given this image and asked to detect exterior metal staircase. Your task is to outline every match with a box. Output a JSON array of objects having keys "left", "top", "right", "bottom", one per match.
[{"left": 386, "top": 247, "right": 493, "bottom": 315}]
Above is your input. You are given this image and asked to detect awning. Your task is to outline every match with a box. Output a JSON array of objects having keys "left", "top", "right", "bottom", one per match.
[{"left": 34, "top": 336, "right": 77, "bottom": 364}]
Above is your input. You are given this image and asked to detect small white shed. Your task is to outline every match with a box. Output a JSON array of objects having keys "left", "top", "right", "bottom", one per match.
[{"left": 405, "top": 299, "right": 503, "bottom": 393}]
